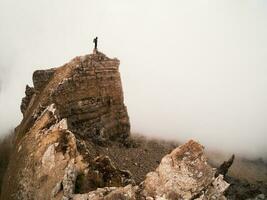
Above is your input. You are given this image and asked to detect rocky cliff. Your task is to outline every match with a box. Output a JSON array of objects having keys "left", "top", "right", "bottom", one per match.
[
  {"left": 18, "top": 52, "right": 130, "bottom": 143},
  {"left": 1, "top": 51, "right": 233, "bottom": 200}
]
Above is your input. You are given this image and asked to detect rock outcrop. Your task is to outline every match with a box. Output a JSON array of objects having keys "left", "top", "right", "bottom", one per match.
[
  {"left": 16, "top": 52, "right": 130, "bottom": 143},
  {"left": 1, "top": 51, "right": 231, "bottom": 200},
  {"left": 141, "top": 140, "right": 228, "bottom": 200}
]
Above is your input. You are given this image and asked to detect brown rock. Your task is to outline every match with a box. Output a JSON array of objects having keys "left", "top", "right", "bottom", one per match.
[
  {"left": 2, "top": 52, "right": 231, "bottom": 200},
  {"left": 17, "top": 51, "right": 130, "bottom": 143},
  {"left": 2, "top": 52, "right": 131, "bottom": 200},
  {"left": 141, "top": 140, "right": 229, "bottom": 200}
]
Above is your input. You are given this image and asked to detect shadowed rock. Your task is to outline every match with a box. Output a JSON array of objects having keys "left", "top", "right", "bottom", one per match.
[{"left": 216, "top": 154, "right": 235, "bottom": 177}]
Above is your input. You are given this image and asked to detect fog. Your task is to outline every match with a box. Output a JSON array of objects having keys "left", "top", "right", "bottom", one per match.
[{"left": 0, "top": 0, "right": 266, "bottom": 159}]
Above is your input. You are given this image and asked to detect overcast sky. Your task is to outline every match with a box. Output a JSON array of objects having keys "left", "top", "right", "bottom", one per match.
[{"left": 0, "top": 0, "right": 266, "bottom": 158}]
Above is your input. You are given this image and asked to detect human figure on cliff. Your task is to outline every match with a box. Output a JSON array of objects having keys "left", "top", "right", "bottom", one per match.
[{"left": 93, "top": 37, "right": 98, "bottom": 51}]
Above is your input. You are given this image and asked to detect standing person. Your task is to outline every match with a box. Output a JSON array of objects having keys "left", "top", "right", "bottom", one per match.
[{"left": 93, "top": 37, "right": 98, "bottom": 50}]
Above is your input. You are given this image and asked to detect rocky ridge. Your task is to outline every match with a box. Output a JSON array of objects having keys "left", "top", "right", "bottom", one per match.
[
  {"left": 17, "top": 52, "right": 130, "bottom": 144},
  {"left": 1, "top": 51, "right": 260, "bottom": 200}
]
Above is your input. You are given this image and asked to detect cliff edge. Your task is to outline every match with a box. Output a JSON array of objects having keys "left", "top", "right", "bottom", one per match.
[{"left": 18, "top": 52, "right": 130, "bottom": 143}]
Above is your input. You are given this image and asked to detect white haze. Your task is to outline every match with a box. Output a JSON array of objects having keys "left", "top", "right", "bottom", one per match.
[{"left": 0, "top": 0, "right": 266, "bottom": 159}]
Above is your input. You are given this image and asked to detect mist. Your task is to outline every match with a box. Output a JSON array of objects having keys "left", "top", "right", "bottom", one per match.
[{"left": 0, "top": 0, "right": 266, "bottom": 159}]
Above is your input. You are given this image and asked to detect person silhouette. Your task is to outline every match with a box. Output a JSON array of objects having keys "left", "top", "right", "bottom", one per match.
[{"left": 93, "top": 37, "right": 98, "bottom": 50}]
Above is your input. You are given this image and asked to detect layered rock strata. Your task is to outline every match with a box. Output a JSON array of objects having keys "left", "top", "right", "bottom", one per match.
[{"left": 16, "top": 52, "right": 130, "bottom": 142}]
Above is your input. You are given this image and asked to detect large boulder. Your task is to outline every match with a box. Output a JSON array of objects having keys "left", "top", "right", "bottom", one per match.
[{"left": 141, "top": 140, "right": 229, "bottom": 200}]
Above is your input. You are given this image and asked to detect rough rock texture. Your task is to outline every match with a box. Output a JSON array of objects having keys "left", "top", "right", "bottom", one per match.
[
  {"left": 16, "top": 52, "right": 130, "bottom": 143},
  {"left": 2, "top": 52, "right": 130, "bottom": 200},
  {"left": 141, "top": 140, "right": 229, "bottom": 200},
  {"left": 33, "top": 69, "right": 55, "bottom": 91},
  {"left": 1, "top": 105, "right": 79, "bottom": 200},
  {"left": 1, "top": 52, "right": 231, "bottom": 200}
]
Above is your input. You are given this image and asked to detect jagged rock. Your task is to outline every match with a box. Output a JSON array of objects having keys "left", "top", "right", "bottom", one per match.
[
  {"left": 1, "top": 103, "right": 81, "bottom": 200},
  {"left": 141, "top": 140, "right": 229, "bottom": 200},
  {"left": 215, "top": 154, "right": 235, "bottom": 177}
]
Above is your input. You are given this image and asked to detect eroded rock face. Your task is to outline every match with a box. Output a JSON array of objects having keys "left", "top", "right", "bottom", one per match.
[
  {"left": 18, "top": 52, "right": 130, "bottom": 143},
  {"left": 1, "top": 105, "right": 79, "bottom": 200},
  {"left": 52, "top": 53, "right": 130, "bottom": 141}
]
